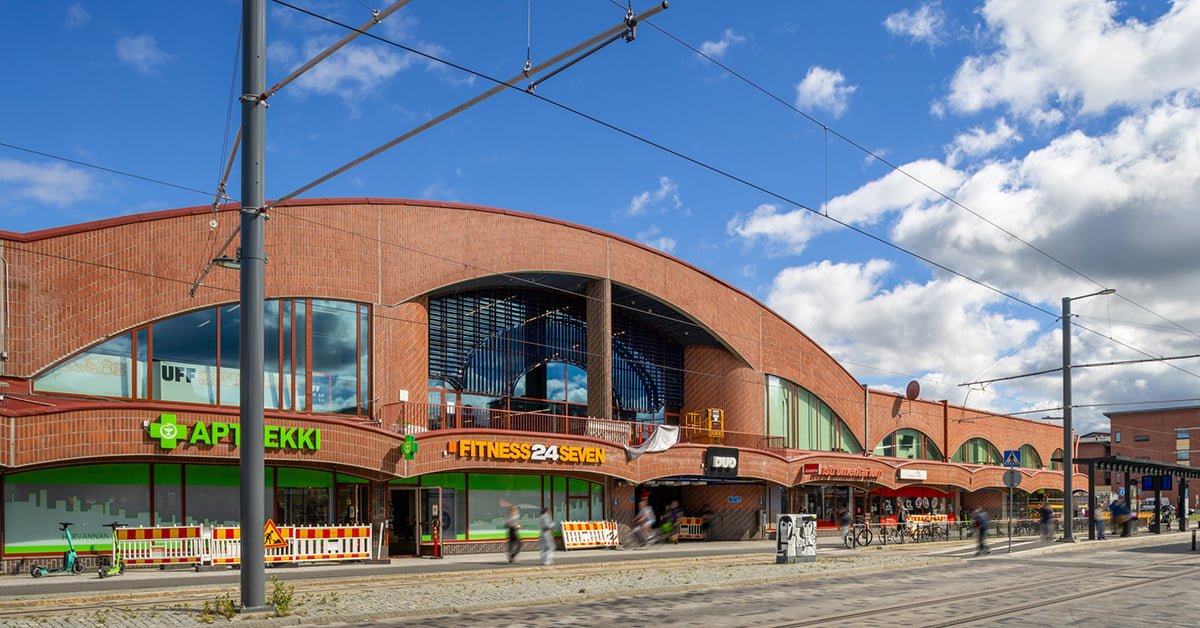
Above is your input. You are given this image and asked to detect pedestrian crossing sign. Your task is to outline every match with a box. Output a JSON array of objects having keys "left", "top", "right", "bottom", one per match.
[
  {"left": 263, "top": 519, "right": 288, "bottom": 549},
  {"left": 1002, "top": 450, "right": 1021, "bottom": 467}
]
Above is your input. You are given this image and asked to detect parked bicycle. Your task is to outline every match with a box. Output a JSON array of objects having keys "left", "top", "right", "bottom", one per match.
[{"left": 844, "top": 522, "right": 873, "bottom": 548}]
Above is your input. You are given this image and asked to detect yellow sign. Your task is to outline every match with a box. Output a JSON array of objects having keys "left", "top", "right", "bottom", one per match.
[
  {"left": 263, "top": 519, "right": 287, "bottom": 549},
  {"left": 447, "top": 439, "right": 606, "bottom": 464}
]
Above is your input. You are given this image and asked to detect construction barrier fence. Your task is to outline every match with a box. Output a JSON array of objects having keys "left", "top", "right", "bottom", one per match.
[
  {"left": 676, "top": 517, "right": 704, "bottom": 540},
  {"left": 560, "top": 521, "right": 619, "bottom": 550},
  {"left": 114, "top": 524, "right": 374, "bottom": 568}
]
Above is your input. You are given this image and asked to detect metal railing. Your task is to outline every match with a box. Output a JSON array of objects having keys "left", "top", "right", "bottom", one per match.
[{"left": 388, "top": 402, "right": 786, "bottom": 454}]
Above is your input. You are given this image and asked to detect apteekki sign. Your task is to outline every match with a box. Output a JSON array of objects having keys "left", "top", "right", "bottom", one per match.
[{"left": 147, "top": 414, "right": 321, "bottom": 451}]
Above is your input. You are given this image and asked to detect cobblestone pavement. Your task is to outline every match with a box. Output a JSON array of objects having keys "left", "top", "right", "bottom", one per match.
[{"left": 0, "top": 530, "right": 1193, "bottom": 627}]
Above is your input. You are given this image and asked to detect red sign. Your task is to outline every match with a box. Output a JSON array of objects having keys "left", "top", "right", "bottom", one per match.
[{"left": 804, "top": 464, "right": 882, "bottom": 480}]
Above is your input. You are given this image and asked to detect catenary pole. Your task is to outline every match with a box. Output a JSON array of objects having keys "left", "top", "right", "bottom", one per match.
[{"left": 239, "top": 0, "right": 269, "bottom": 612}]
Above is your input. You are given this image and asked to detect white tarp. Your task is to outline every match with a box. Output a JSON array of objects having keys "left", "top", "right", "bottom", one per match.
[{"left": 624, "top": 425, "right": 679, "bottom": 460}]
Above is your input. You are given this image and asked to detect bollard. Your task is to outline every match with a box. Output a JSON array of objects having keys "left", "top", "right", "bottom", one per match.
[{"left": 1192, "top": 529, "right": 1196, "bottom": 552}]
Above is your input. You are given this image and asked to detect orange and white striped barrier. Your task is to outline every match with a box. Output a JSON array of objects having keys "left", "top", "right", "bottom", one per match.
[
  {"left": 116, "top": 526, "right": 205, "bottom": 566},
  {"left": 677, "top": 517, "right": 704, "bottom": 540},
  {"left": 206, "top": 524, "right": 371, "bottom": 565},
  {"left": 560, "top": 521, "right": 618, "bottom": 550}
]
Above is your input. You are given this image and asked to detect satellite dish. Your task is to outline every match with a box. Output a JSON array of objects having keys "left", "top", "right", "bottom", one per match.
[{"left": 905, "top": 380, "right": 920, "bottom": 400}]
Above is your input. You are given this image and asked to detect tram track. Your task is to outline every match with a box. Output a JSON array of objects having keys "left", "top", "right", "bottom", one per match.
[
  {"left": 769, "top": 554, "right": 1200, "bottom": 628},
  {"left": 0, "top": 552, "right": 779, "bottom": 621}
]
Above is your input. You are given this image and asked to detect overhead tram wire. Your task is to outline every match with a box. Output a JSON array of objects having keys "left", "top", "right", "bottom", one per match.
[
  {"left": 260, "top": 0, "right": 668, "bottom": 212},
  {"left": 0, "top": 142, "right": 213, "bottom": 199},
  {"left": 260, "top": 0, "right": 1050, "bottom": 321},
  {"left": 188, "top": 0, "right": 414, "bottom": 298},
  {"left": 627, "top": 5, "right": 1200, "bottom": 345}
]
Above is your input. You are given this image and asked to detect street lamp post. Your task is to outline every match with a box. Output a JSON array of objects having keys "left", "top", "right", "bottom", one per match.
[{"left": 1061, "top": 288, "right": 1115, "bottom": 541}]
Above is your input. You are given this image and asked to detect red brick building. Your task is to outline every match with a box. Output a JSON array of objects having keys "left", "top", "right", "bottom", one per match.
[
  {"left": 1106, "top": 407, "right": 1198, "bottom": 513},
  {"left": 0, "top": 198, "right": 1079, "bottom": 569}
]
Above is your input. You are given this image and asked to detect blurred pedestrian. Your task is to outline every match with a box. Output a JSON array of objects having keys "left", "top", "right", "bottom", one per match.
[
  {"left": 663, "top": 500, "right": 684, "bottom": 544},
  {"left": 1094, "top": 507, "right": 1107, "bottom": 540},
  {"left": 538, "top": 507, "right": 555, "bottom": 566},
  {"left": 634, "top": 498, "right": 657, "bottom": 546},
  {"left": 699, "top": 503, "right": 714, "bottom": 541},
  {"left": 838, "top": 508, "right": 853, "bottom": 547},
  {"left": 505, "top": 504, "right": 522, "bottom": 563},
  {"left": 972, "top": 507, "right": 990, "bottom": 555},
  {"left": 1038, "top": 500, "right": 1054, "bottom": 541}
]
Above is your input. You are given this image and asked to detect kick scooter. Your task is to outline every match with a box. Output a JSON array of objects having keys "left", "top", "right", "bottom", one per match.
[
  {"left": 31, "top": 522, "right": 85, "bottom": 578},
  {"left": 98, "top": 521, "right": 126, "bottom": 578}
]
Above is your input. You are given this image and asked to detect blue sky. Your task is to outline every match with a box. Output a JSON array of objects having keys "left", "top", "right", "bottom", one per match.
[{"left": 4, "top": 0, "right": 1200, "bottom": 438}]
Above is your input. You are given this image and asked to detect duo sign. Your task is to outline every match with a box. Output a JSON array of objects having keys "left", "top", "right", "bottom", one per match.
[{"left": 147, "top": 414, "right": 321, "bottom": 451}]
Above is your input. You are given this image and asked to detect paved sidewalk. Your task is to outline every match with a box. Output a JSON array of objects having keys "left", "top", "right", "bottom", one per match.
[{"left": 0, "top": 528, "right": 1191, "bottom": 627}]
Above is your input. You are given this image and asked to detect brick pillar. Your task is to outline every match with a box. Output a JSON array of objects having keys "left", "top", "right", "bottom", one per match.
[{"left": 587, "top": 278, "right": 613, "bottom": 420}]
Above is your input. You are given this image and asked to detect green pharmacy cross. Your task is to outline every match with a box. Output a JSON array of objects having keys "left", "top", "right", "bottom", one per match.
[
  {"left": 149, "top": 414, "right": 187, "bottom": 449},
  {"left": 401, "top": 434, "right": 418, "bottom": 460}
]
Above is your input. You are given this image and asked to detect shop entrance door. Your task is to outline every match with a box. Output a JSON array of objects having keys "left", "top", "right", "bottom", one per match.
[
  {"left": 389, "top": 488, "right": 418, "bottom": 557},
  {"left": 419, "top": 486, "right": 443, "bottom": 557}
]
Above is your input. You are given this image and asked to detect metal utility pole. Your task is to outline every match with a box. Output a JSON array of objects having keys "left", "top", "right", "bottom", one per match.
[{"left": 239, "top": 0, "right": 269, "bottom": 613}]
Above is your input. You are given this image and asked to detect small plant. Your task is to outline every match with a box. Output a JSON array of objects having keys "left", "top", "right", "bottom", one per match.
[
  {"left": 268, "top": 575, "right": 296, "bottom": 617},
  {"left": 199, "top": 592, "right": 237, "bottom": 622}
]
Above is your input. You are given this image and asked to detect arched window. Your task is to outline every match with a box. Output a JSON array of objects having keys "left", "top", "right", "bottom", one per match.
[
  {"left": 34, "top": 299, "right": 371, "bottom": 416},
  {"left": 1019, "top": 444, "right": 1044, "bottom": 469},
  {"left": 1049, "top": 448, "right": 1064, "bottom": 471},
  {"left": 873, "top": 428, "right": 943, "bottom": 460},
  {"left": 951, "top": 437, "right": 1002, "bottom": 465},
  {"left": 765, "top": 375, "right": 862, "bottom": 453}
]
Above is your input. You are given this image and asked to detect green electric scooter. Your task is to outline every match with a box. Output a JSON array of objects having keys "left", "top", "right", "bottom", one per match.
[
  {"left": 31, "top": 522, "right": 86, "bottom": 578},
  {"left": 98, "top": 521, "right": 126, "bottom": 578}
]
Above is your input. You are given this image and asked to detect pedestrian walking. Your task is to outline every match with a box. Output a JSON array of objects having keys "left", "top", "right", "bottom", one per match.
[
  {"left": 1038, "top": 501, "right": 1054, "bottom": 541},
  {"left": 838, "top": 508, "right": 853, "bottom": 547},
  {"left": 1094, "top": 507, "right": 1107, "bottom": 540},
  {"left": 663, "top": 500, "right": 684, "bottom": 544},
  {"left": 505, "top": 504, "right": 522, "bottom": 563},
  {"left": 972, "top": 507, "right": 990, "bottom": 555},
  {"left": 538, "top": 507, "right": 555, "bottom": 566},
  {"left": 699, "top": 503, "right": 714, "bottom": 541}
]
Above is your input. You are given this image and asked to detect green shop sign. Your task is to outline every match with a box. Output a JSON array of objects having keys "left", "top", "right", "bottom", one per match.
[{"left": 148, "top": 414, "right": 321, "bottom": 451}]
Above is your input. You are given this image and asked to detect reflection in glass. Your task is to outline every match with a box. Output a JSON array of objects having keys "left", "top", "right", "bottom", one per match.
[{"left": 34, "top": 333, "right": 134, "bottom": 397}]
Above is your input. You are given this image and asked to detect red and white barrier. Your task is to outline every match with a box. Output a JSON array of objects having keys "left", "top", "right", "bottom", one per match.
[
  {"left": 560, "top": 521, "right": 619, "bottom": 550},
  {"left": 116, "top": 526, "right": 205, "bottom": 566}
]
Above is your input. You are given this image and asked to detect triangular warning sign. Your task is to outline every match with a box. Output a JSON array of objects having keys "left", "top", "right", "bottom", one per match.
[
  {"left": 1003, "top": 451, "right": 1020, "bottom": 467},
  {"left": 263, "top": 519, "right": 287, "bottom": 549}
]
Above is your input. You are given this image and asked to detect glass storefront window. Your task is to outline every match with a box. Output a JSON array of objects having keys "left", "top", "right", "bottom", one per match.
[
  {"left": 765, "top": 374, "right": 861, "bottom": 452},
  {"left": 312, "top": 300, "right": 362, "bottom": 415},
  {"left": 3, "top": 464, "right": 152, "bottom": 555},
  {"left": 467, "top": 474, "right": 541, "bottom": 539},
  {"left": 185, "top": 465, "right": 273, "bottom": 527},
  {"left": 153, "top": 308, "right": 218, "bottom": 404},
  {"left": 873, "top": 428, "right": 942, "bottom": 460},
  {"left": 153, "top": 464, "right": 183, "bottom": 526},
  {"left": 952, "top": 438, "right": 1002, "bottom": 465},
  {"left": 33, "top": 332, "right": 134, "bottom": 397}
]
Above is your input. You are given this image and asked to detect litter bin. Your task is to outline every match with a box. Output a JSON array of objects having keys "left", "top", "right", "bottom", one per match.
[{"left": 776, "top": 514, "right": 817, "bottom": 564}]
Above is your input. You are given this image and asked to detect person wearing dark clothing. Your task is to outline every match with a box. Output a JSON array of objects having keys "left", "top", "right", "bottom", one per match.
[
  {"left": 505, "top": 505, "right": 522, "bottom": 563},
  {"left": 1038, "top": 502, "right": 1054, "bottom": 541},
  {"left": 838, "top": 508, "right": 854, "bottom": 547},
  {"left": 663, "top": 500, "right": 684, "bottom": 544},
  {"left": 699, "top": 503, "right": 714, "bottom": 541},
  {"left": 972, "top": 507, "right": 990, "bottom": 555}
]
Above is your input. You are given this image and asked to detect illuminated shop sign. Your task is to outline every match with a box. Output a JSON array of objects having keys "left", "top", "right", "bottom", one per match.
[
  {"left": 147, "top": 414, "right": 321, "bottom": 451},
  {"left": 705, "top": 446, "right": 739, "bottom": 477},
  {"left": 802, "top": 463, "right": 882, "bottom": 480},
  {"left": 447, "top": 439, "right": 606, "bottom": 464}
]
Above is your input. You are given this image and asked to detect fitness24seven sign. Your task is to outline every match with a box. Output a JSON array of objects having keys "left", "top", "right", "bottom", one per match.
[
  {"left": 448, "top": 439, "right": 606, "bottom": 464},
  {"left": 705, "top": 446, "right": 739, "bottom": 477},
  {"left": 147, "top": 414, "right": 321, "bottom": 451}
]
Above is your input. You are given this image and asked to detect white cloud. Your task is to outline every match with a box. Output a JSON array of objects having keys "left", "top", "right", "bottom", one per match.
[
  {"left": 65, "top": 3, "right": 90, "bottom": 28},
  {"left": 824, "top": 159, "right": 965, "bottom": 224},
  {"left": 622, "top": 176, "right": 683, "bottom": 217},
  {"left": 794, "top": 66, "right": 857, "bottom": 118},
  {"left": 726, "top": 203, "right": 829, "bottom": 255},
  {"left": 884, "top": 3, "right": 945, "bottom": 46},
  {"left": 699, "top": 29, "right": 747, "bottom": 59},
  {"left": 0, "top": 160, "right": 95, "bottom": 206},
  {"left": 945, "top": 118, "right": 1021, "bottom": 165},
  {"left": 947, "top": 0, "right": 1200, "bottom": 118},
  {"left": 116, "top": 34, "right": 171, "bottom": 76},
  {"left": 635, "top": 225, "right": 676, "bottom": 253},
  {"left": 765, "top": 261, "right": 1038, "bottom": 389},
  {"left": 285, "top": 39, "right": 414, "bottom": 106}
]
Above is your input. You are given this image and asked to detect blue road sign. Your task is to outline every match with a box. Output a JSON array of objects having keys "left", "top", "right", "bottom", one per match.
[{"left": 1002, "top": 449, "right": 1022, "bottom": 467}]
